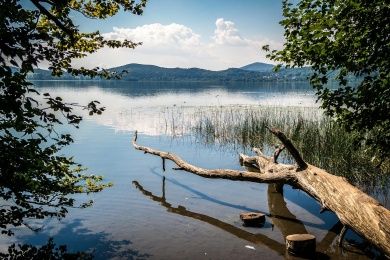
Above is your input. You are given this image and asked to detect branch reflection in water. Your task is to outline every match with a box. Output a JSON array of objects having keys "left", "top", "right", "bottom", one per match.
[
  {"left": 132, "top": 177, "right": 372, "bottom": 259},
  {"left": 132, "top": 179, "right": 285, "bottom": 254},
  {"left": 150, "top": 168, "right": 331, "bottom": 230}
]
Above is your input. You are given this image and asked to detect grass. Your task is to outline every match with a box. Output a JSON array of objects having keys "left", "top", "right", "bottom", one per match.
[{"left": 160, "top": 105, "right": 389, "bottom": 200}]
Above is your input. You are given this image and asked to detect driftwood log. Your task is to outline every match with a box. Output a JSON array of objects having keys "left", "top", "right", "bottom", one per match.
[{"left": 132, "top": 129, "right": 390, "bottom": 256}]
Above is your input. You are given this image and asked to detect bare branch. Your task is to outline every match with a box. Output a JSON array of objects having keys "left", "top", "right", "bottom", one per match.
[
  {"left": 132, "top": 131, "right": 296, "bottom": 184},
  {"left": 267, "top": 127, "right": 307, "bottom": 170},
  {"left": 273, "top": 145, "right": 285, "bottom": 163}
]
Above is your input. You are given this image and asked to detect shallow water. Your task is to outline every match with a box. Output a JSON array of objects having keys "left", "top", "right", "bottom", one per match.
[{"left": 1, "top": 81, "right": 381, "bottom": 259}]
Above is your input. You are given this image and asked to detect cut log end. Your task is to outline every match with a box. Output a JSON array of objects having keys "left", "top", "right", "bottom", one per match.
[
  {"left": 286, "top": 234, "right": 316, "bottom": 257},
  {"left": 240, "top": 212, "right": 266, "bottom": 227}
]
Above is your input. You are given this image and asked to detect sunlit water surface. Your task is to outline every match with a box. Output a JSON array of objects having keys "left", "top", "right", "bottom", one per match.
[{"left": 0, "top": 81, "right": 380, "bottom": 259}]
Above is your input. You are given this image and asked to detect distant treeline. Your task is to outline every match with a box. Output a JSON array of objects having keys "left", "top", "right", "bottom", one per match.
[{"left": 26, "top": 63, "right": 314, "bottom": 82}]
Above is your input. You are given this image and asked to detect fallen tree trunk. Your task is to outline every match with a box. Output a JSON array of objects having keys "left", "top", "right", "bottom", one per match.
[{"left": 132, "top": 130, "right": 390, "bottom": 256}]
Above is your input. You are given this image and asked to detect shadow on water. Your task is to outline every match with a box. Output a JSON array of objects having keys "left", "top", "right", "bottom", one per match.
[
  {"left": 267, "top": 183, "right": 309, "bottom": 237},
  {"left": 16, "top": 218, "right": 151, "bottom": 260},
  {"left": 150, "top": 168, "right": 334, "bottom": 230},
  {"left": 133, "top": 177, "right": 377, "bottom": 259},
  {"left": 150, "top": 167, "right": 260, "bottom": 212},
  {"left": 132, "top": 179, "right": 286, "bottom": 255}
]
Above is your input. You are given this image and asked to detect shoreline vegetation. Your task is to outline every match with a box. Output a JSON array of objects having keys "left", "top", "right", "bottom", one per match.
[{"left": 156, "top": 105, "right": 389, "bottom": 206}]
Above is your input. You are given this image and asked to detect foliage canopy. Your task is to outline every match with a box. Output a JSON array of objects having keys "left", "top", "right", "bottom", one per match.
[
  {"left": 0, "top": 0, "right": 146, "bottom": 238},
  {"left": 265, "top": 0, "right": 390, "bottom": 164}
]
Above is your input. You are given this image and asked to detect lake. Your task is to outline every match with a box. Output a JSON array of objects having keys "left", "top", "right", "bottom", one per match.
[{"left": 1, "top": 81, "right": 385, "bottom": 259}]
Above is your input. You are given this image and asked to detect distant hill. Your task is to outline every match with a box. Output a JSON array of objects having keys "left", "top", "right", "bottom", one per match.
[
  {"left": 108, "top": 63, "right": 312, "bottom": 82},
  {"left": 239, "top": 62, "right": 274, "bottom": 72},
  {"left": 26, "top": 63, "right": 313, "bottom": 82}
]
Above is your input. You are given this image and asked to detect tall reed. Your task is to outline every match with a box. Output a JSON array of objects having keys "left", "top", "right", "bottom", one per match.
[{"left": 160, "top": 105, "right": 389, "bottom": 200}]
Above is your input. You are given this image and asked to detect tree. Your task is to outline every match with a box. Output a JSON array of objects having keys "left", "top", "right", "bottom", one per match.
[
  {"left": 263, "top": 0, "right": 390, "bottom": 165},
  {"left": 0, "top": 0, "right": 146, "bottom": 238}
]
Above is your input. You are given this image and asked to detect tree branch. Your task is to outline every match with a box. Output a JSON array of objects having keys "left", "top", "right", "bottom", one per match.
[
  {"left": 267, "top": 127, "right": 307, "bottom": 170},
  {"left": 132, "top": 131, "right": 296, "bottom": 184},
  {"left": 30, "top": 0, "right": 75, "bottom": 41},
  {"left": 273, "top": 145, "right": 285, "bottom": 163}
]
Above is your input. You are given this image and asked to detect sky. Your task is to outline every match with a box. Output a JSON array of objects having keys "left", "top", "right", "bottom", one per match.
[{"left": 40, "top": 0, "right": 286, "bottom": 70}]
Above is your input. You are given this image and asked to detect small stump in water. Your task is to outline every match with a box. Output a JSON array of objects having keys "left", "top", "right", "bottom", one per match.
[
  {"left": 240, "top": 212, "right": 265, "bottom": 227},
  {"left": 286, "top": 234, "right": 316, "bottom": 257}
]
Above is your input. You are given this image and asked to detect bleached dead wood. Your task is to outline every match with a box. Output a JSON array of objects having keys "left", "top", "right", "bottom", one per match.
[{"left": 132, "top": 130, "right": 390, "bottom": 256}]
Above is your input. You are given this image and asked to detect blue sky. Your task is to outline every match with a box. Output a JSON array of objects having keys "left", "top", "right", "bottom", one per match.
[
  {"left": 77, "top": 0, "right": 284, "bottom": 42},
  {"left": 31, "top": 0, "right": 286, "bottom": 70}
]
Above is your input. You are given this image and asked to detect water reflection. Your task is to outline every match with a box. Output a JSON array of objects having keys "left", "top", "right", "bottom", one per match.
[
  {"left": 32, "top": 81, "right": 318, "bottom": 135},
  {"left": 132, "top": 180, "right": 286, "bottom": 254},
  {"left": 150, "top": 167, "right": 260, "bottom": 213},
  {"left": 14, "top": 219, "right": 151, "bottom": 259},
  {"left": 267, "top": 184, "right": 309, "bottom": 237},
  {"left": 152, "top": 169, "right": 330, "bottom": 230},
  {"left": 33, "top": 81, "right": 316, "bottom": 98},
  {"left": 133, "top": 177, "right": 372, "bottom": 259},
  {"left": 35, "top": 81, "right": 390, "bottom": 199},
  {"left": 23, "top": 81, "right": 386, "bottom": 259}
]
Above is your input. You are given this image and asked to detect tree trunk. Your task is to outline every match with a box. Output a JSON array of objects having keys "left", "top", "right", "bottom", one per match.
[{"left": 132, "top": 130, "right": 390, "bottom": 256}]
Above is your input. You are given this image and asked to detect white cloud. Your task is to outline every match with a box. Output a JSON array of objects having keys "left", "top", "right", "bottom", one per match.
[
  {"left": 104, "top": 23, "right": 201, "bottom": 49},
  {"left": 212, "top": 18, "right": 248, "bottom": 46},
  {"left": 73, "top": 18, "right": 282, "bottom": 70}
]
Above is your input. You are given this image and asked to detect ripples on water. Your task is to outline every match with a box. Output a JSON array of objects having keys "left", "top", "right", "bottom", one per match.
[{"left": 1, "top": 81, "right": 386, "bottom": 259}]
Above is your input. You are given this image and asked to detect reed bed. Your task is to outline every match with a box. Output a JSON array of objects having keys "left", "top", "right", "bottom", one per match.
[{"left": 159, "top": 105, "right": 389, "bottom": 200}]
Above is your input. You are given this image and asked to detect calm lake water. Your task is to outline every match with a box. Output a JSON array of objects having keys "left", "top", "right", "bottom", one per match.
[{"left": 1, "top": 81, "right": 382, "bottom": 259}]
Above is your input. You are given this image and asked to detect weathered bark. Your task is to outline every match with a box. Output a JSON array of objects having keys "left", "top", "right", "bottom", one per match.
[{"left": 132, "top": 130, "right": 390, "bottom": 256}]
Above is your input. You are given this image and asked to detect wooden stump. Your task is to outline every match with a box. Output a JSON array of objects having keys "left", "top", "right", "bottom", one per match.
[
  {"left": 240, "top": 212, "right": 266, "bottom": 227},
  {"left": 286, "top": 234, "right": 316, "bottom": 257}
]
